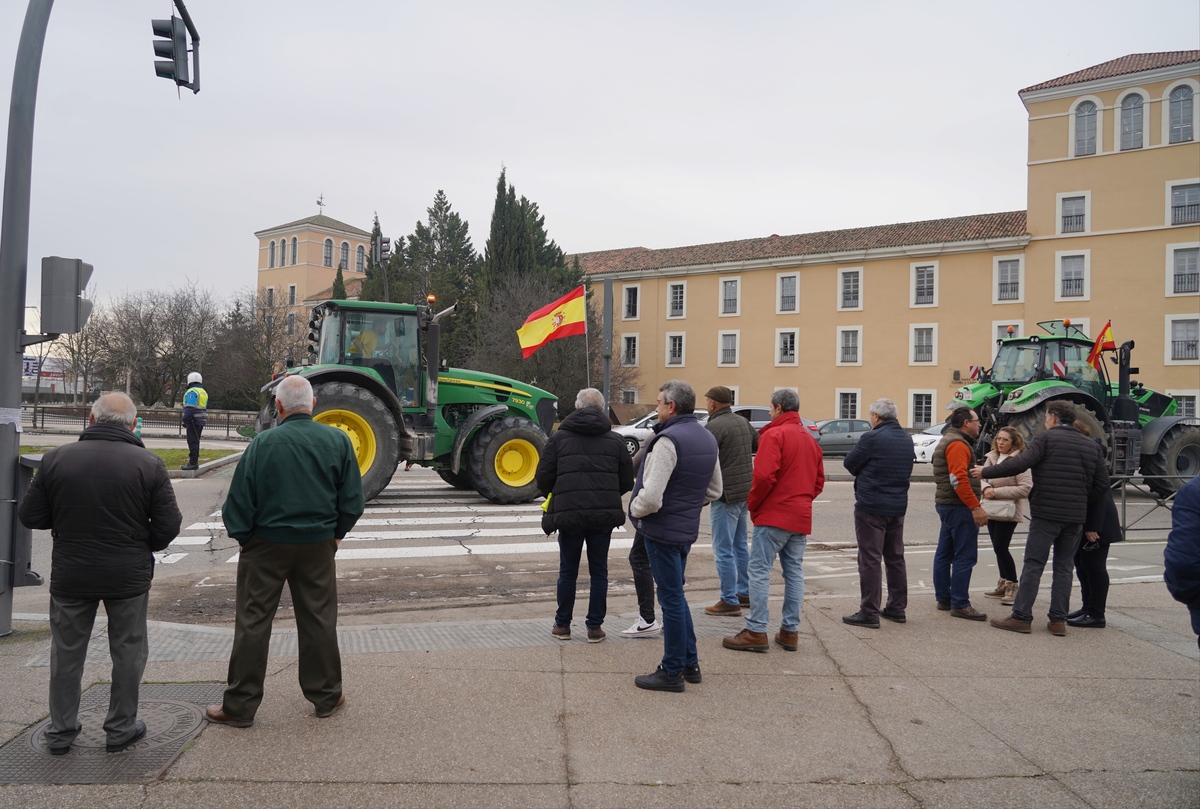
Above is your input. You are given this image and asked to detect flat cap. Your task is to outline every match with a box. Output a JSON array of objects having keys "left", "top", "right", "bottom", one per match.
[{"left": 705, "top": 385, "right": 733, "bottom": 405}]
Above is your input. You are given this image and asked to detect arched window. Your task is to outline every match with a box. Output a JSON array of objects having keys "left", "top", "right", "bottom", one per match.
[
  {"left": 1075, "top": 101, "right": 1097, "bottom": 156},
  {"left": 356, "top": 245, "right": 365, "bottom": 272},
  {"left": 340, "top": 242, "right": 350, "bottom": 270},
  {"left": 268, "top": 240, "right": 276, "bottom": 268},
  {"left": 1170, "top": 85, "right": 1194, "bottom": 143},
  {"left": 323, "top": 239, "right": 333, "bottom": 267},
  {"left": 1120, "top": 94, "right": 1143, "bottom": 150},
  {"left": 291, "top": 237, "right": 297, "bottom": 265}
]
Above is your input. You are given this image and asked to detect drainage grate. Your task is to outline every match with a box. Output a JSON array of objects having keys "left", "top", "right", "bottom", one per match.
[{"left": 0, "top": 682, "right": 225, "bottom": 784}]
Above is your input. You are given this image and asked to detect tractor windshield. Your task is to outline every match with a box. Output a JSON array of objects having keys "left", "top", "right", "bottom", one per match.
[
  {"left": 991, "top": 343, "right": 1041, "bottom": 383},
  {"left": 316, "top": 310, "right": 341, "bottom": 366},
  {"left": 1043, "top": 341, "right": 1107, "bottom": 402},
  {"left": 343, "top": 312, "right": 422, "bottom": 404}
]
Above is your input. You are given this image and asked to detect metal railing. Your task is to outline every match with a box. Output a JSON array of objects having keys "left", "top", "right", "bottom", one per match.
[
  {"left": 1062, "top": 213, "right": 1085, "bottom": 232},
  {"left": 913, "top": 345, "right": 933, "bottom": 362},
  {"left": 1173, "top": 272, "right": 1199, "bottom": 294},
  {"left": 22, "top": 405, "right": 257, "bottom": 439},
  {"left": 1172, "top": 203, "right": 1199, "bottom": 225},
  {"left": 1171, "top": 339, "right": 1199, "bottom": 361},
  {"left": 1061, "top": 277, "right": 1085, "bottom": 297},
  {"left": 998, "top": 281, "right": 1020, "bottom": 300},
  {"left": 841, "top": 295, "right": 859, "bottom": 308},
  {"left": 720, "top": 348, "right": 737, "bottom": 364},
  {"left": 840, "top": 347, "right": 858, "bottom": 363},
  {"left": 779, "top": 294, "right": 796, "bottom": 311}
]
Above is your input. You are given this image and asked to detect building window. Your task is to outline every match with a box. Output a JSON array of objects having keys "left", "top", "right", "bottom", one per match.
[
  {"left": 286, "top": 312, "right": 296, "bottom": 336},
  {"left": 621, "top": 335, "right": 638, "bottom": 367},
  {"left": 838, "top": 390, "right": 859, "bottom": 420},
  {"left": 718, "top": 331, "right": 739, "bottom": 366},
  {"left": 839, "top": 268, "right": 862, "bottom": 310},
  {"left": 323, "top": 239, "right": 333, "bottom": 267},
  {"left": 340, "top": 242, "right": 350, "bottom": 270},
  {"left": 620, "top": 388, "right": 637, "bottom": 405},
  {"left": 837, "top": 327, "right": 862, "bottom": 366},
  {"left": 1170, "top": 318, "right": 1199, "bottom": 362},
  {"left": 912, "top": 393, "right": 933, "bottom": 429},
  {"left": 667, "top": 281, "right": 686, "bottom": 318},
  {"left": 1120, "top": 94, "right": 1144, "bottom": 151},
  {"left": 265, "top": 287, "right": 275, "bottom": 308},
  {"left": 1057, "top": 253, "right": 1089, "bottom": 300},
  {"left": 997, "top": 258, "right": 1021, "bottom": 301},
  {"left": 268, "top": 241, "right": 276, "bottom": 268},
  {"left": 719, "top": 277, "right": 740, "bottom": 316},
  {"left": 1061, "top": 195, "right": 1086, "bottom": 233},
  {"left": 1171, "top": 393, "right": 1197, "bottom": 418},
  {"left": 666, "top": 333, "right": 684, "bottom": 366},
  {"left": 911, "top": 326, "right": 935, "bottom": 363},
  {"left": 1169, "top": 86, "right": 1194, "bottom": 144},
  {"left": 356, "top": 245, "right": 365, "bottom": 272},
  {"left": 995, "top": 322, "right": 1023, "bottom": 341},
  {"left": 1172, "top": 183, "right": 1200, "bottom": 225},
  {"left": 1075, "top": 100, "right": 1097, "bottom": 156},
  {"left": 911, "top": 263, "right": 936, "bottom": 306},
  {"left": 290, "top": 237, "right": 297, "bottom": 265},
  {"left": 776, "top": 329, "right": 797, "bottom": 366},
  {"left": 778, "top": 273, "right": 798, "bottom": 313},
  {"left": 287, "top": 284, "right": 296, "bottom": 306},
  {"left": 1173, "top": 247, "right": 1200, "bottom": 295},
  {"left": 623, "top": 285, "right": 639, "bottom": 319}
]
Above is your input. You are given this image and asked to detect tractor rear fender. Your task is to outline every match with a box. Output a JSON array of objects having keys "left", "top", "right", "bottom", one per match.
[
  {"left": 1141, "top": 416, "right": 1200, "bottom": 456},
  {"left": 451, "top": 404, "right": 508, "bottom": 474},
  {"left": 998, "top": 382, "right": 1107, "bottom": 423},
  {"left": 265, "top": 368, "right": 408, "bottom": 434}
]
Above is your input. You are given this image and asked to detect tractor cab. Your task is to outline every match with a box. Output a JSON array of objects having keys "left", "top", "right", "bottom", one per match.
[
  {"left": 989, "top": 320, "right": 1106, "bottom": 404},
  {"left": 311, "top": 303, "right": 424, "bottom": 407}
]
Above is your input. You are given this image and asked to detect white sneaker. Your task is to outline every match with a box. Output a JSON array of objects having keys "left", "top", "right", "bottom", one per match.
[{"left": 620, "top": 618, "right": 662, "bottom": 637}]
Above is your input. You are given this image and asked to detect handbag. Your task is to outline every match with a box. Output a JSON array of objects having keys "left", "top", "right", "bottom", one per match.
[{"left": 981, "top": 497, "right": 1017, "bottom": 520}]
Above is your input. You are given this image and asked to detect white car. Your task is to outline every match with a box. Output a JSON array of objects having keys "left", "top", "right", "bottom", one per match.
[
  {"left": 912, "top": 422, "right": 948, "bottom": 463},
  {"left": 613, "top": 410, "right": 708, "bottom": 456}
]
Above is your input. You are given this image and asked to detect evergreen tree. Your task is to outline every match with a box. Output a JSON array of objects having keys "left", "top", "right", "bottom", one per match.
[
  {"left": 331, "top": 266, "right": 347, "bottom": 300},
  {"left": 358, "top": 213, "right": 403, "bottom": 302}
]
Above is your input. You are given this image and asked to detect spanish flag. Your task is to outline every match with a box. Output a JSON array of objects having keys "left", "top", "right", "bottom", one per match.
[
  {"left": 516, "top": 286, "right": 587, "bottom": 358},
  {"left": 1087, "top": 320, "right": 1116, "bottom": 370}
]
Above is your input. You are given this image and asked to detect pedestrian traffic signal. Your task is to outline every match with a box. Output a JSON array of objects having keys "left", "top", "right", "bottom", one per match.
[
  {"left": 152, "top": 16, "right": 189, "bottom": 86},
  {"left": 40, "top": 257, "right": 93, "bottom": 335}
]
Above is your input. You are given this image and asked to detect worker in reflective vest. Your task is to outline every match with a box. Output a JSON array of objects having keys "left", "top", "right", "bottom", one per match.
[{"left": 181, "top": 372, "right": 208, "bottom": 471}]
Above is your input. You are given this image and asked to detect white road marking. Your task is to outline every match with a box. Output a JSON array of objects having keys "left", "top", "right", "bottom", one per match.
[
  {"left": 1106, "top": 564, "right": 1155, "bottom": 571},
  {"left": 154, "top": 553, "right": 187, "bottom": 564},
  {"left": 226, "top": 535, "right": 634, "bottom": 564},
  {"left": 169, "top": 537, "right": 211, "bottom": 546}
]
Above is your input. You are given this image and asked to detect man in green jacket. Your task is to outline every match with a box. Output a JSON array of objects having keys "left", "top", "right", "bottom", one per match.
[
  {"left": 702, "top": 385, "right": 758, "bottom": 617},
  {"left": 207, "top": 375, "right": 364, "bottom": 727}
]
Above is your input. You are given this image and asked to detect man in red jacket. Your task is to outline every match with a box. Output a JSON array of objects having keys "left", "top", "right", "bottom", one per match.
[{"left": 723, "top": 389, "right": 824, "bottom": 653}]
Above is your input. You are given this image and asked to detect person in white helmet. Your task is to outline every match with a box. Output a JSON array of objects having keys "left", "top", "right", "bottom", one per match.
[{"left": 181, "top": 372, "right": 208, "bottom": 471}]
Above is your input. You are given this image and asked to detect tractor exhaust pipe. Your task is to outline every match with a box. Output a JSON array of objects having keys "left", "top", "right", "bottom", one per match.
[
  {"left": 1114, "top": 339, "right": 1138, "bottom": 423},
  {"left": 424, "top": 304, "right": 457, "bottom": 426}
]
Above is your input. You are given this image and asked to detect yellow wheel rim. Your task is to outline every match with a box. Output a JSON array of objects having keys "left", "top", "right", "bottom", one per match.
[
  {"left": 316, "top": 409, "right": 377, "bottom": 476},
  {"left": 494, "top": 438, "right": 538, "bottom": 487}
]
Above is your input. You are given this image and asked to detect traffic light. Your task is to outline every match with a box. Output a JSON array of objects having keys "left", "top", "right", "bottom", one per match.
[
  {"left": 373, "top": 235, "right": 392, "bottom": 265},
  {"left": 40, "top": 257, "right": 93, "bottom": 335},
  {"left": 152, "top": 16, "right": 189, "bottom": 86}
]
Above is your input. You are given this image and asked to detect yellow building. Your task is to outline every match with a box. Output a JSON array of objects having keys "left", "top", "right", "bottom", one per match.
[{"left": 578, "top": 52, "right": 1200, "bottom": 426}]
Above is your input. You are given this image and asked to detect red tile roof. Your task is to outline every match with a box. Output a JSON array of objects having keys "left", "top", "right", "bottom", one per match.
[
  {"left": 1021, "top": 51, "right": 1200, "bottom": 93},
  {"left": 574, "top": 211, "right": 1028, "bottom": 276}
]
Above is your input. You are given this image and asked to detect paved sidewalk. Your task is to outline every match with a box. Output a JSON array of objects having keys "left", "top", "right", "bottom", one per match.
[{"left": 0, "top": 581, "right": 1196, "bottom": 808}]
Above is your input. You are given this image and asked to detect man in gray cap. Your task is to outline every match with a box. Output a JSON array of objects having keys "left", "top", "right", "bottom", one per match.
[{"left": 703, "top": 385, "right": 758, "bottom": 617}]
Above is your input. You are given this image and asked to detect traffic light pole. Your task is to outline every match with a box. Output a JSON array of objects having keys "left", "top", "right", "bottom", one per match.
[{"left": 0, "top": 0, "right": 55, "bottom": 636}]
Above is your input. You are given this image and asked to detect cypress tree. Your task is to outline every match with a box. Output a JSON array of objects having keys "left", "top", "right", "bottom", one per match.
[{"left": 331, "top": 266, "right": 347, "bottom": 300}]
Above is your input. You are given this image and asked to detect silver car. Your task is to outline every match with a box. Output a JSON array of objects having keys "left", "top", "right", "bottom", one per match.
[
  {"left": 911, "top": 422, "right": 948, "bottom": 463},
  {"left": 814, "top": 418, "right": 874, "bottom": 455},
  {"left": 613, "top": 410, "right": 709, "bottom": 456}
]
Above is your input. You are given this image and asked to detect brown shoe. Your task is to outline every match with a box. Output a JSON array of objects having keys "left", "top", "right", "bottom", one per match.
[
  {"left": 950, "top": 606, "right": 987, "bottom": 621},
  {"left": 775, "top": 629, "right": 798, "bottom": 651},
  {"left": 722, "top": 629, "right": 769, "bottom": 653},
  {"left": 705, "top": 600, "right": 742, "bottom": 617},
  {"left": 1047, "top": 621, "right": 1067, "bottom": 636},
  {"left": 983, "top": 578, "right": 1007, "bottom": 598},
  {"left": 990, "top": 615, "right": 1032, "bottom": 633},
  {"left": 314, "top": 694, "right": 346, "bottom": 718},
  {"left": 738, "top": 595, "right": 751, "bottom": 608},
  {"left": 205, "top": 705, "right": 253, "bottom": 728}
]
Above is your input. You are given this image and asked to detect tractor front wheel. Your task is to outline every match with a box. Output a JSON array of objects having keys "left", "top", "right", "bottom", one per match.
[
  {"left": 1006, "top": 401, "right": 1105, "bottom": 452},
  {"left": 1141, "top": 424, "right": 1200, "bottom": 497},
  {"left": 466, "top": 416, "right": 546, "bottom": 504},
  {"left": 312, "top": 381, "right": 400, "bottom": 502}
]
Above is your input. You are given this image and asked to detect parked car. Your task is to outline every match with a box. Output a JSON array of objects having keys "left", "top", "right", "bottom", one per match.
[
  {"left": 732, "top": 405, "right": 820, "bottom": 436},
  {"left": 911, "top": 422, "right": 948, "bottom": 463},
  {"left": 814, "top": 418, "right": 874, "bottom": 455},
  {"left": 613, "top": 409, "right": 708, "bottom": 456}
]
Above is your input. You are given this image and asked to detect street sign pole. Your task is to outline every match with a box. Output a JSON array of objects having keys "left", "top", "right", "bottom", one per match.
[{"left": 0, "top": 0, "right": 55, "bottom": 636}]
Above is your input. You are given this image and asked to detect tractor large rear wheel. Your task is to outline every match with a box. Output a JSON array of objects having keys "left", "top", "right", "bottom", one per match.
[
  {"left": 312, "top": 381, "right": 400, "bottom": 502},
  {"left": 466, "top": 416, "right": 546, "bottom": 504},
  {"left": 1141, "top": 424, "right": 1200, "bottom": 497},
  {"left": 437, "top": 468, "right": 475, "bottom": 490}
]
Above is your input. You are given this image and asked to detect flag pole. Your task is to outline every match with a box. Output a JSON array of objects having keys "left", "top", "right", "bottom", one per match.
[{"left": 584, "top": 290, "right": 591, "bottom": 389}]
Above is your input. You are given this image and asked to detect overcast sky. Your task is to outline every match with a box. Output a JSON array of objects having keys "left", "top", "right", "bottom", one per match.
[{"left": 1, "top": 1, "right": 1197, "bottom": 307}]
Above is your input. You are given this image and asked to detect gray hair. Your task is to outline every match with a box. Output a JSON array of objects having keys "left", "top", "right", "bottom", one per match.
[
  {"left": 276, "top": 375, "right": 315, "bottom": 414},
  {"left": 659, "top": 379, "right": 695, "bottom": 414},
  {"left": 869, "top": 398, "right": 898, "bottom": 420},
  {"left": 575, "top": 387, "right": 606, "bottom": 411},
  {"left": 770, "top": 388, "right": 799, "bottom": 413},
  {"left": 92, "top": 392, "right": 137, "bottom": 427}
]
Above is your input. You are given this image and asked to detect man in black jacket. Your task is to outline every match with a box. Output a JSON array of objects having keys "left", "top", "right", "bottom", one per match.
[
  {"left": 537, "top": 388, "right": 634, "bottom": 643},
  {"left": 19, "top": 393, "right": 182, "bottom": 755},
  {"left": 973, "top": 400, "right": 1110, "bottom": 635},
  {"left": 842, "top": 398, "right": 914, "bottom": 628}
]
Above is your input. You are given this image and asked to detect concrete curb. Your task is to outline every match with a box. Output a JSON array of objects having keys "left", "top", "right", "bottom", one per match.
[{"left": 168, "top": 451, "right": 243, "bottom": 480}]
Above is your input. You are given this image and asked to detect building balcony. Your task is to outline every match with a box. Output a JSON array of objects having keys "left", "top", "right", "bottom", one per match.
[
  {"left": 1062, "top": 214, "right": 1085, "bottom": 233},
  {"left": 1175, "top": 273, "right": 1200, "bottom": 294},
  {"left": 1173, "top": 204, "right": 1200, "bottom": 225},
  {"left": 1061, "top": 277, "right": 1085, "bottom": 297},
  {"left": 998, "top": 281, "right": 1020, "bottom": 300},
  {"left": 1172, "top": 340, "right": 1199, "bottom": 361}
]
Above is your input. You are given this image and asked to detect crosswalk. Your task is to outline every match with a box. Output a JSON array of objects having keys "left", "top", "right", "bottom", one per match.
[{"left": 160, "top": 472, "right": 627, "bottom": 565}]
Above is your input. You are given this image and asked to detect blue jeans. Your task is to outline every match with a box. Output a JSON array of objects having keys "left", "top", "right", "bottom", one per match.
[
  {"left": 747, "top": 525, "right": 808, "bottom": 633},
  {"left": 555, "top": 528, "right": 612, "bottom": 629},
  {"left": 933, "top": 503, "right": 979, "bottom": 609},
  {"left": 710, "top": 500, "right": 749, "bottom": 605},
  {"left": 644, "top": 538, "right": 697, "bottom": 677}
]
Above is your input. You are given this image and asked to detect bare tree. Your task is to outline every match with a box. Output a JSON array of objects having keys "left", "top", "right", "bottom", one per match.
[{"left": 56, "top": 285, "right": 103, "bottom": 404}]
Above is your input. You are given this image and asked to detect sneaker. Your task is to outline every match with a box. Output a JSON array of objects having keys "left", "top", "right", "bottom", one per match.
[
  {"left": 620, "top": 618, "right": 661, "bottom": 637},
  {"left": 551, "top": 624, "right": 570, "bottom": 641},
  {"left": 704, "top": 600, "right": 742, "bottom": 617},
  {"left": 587, "top": 627, "right": 606, "bottom": 643},
  {"left": 990, "top": 615, "right": 1032, "bottom": 633},
  {"left": 635, "top": 665, "right": 685, "bottom": 692},
  {"left": 842, "top": 612, "right": 880, "bottom": 628},
  {"left": 682, "top": 664, "right": 702, "bottom": 684},
  {"left": 950, "top": 606, "right": 987, "bottom": 621},
  {"left": 983, "top": 578, "right": 1007, "bottom": 599}
]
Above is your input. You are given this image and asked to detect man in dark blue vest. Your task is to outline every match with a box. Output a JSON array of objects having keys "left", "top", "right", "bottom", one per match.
[{"left": 629, "top": 380, "right": 722, "bottom": 692}]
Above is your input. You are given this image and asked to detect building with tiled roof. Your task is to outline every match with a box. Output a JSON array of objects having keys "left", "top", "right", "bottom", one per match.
[{"left": 578, "top": 52, "right": 1199, "bottom": 423}]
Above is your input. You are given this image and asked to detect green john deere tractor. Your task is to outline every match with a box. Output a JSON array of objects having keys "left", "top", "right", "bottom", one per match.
[
  {"left": 948, "top": 320, "right": 1200, "bottom": 496},
  {"left": 253, "top": 300, "right": 558, "bottom": 503}
]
